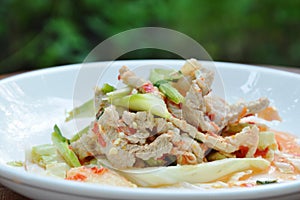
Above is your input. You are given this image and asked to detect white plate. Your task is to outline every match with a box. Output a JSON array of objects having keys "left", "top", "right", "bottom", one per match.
[{"left": 0, "top": 60, "right": 300, "bottom": 200}]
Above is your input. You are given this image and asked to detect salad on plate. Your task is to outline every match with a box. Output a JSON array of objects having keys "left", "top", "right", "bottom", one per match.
[{"left": 17, "top": 59, "right": 300, "bottom": 189}]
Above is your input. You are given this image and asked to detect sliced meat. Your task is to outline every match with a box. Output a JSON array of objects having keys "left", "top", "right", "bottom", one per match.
[
  {"left": 204, "top": 94, "right": 231, "bottom": 130},
  {"left": 105, "top": 145, "right": 137, "bottom": 169},
  {"left": 119, "top": 65, "right": 147, "bottom": 88},
  {"left": 135, "top": 134, "right": 173, "bottom": 160},
  {"left": 174, "top": 133, "right": 205, "bottom": 163},
  {"left": 224, "top": 126, "right": 259, "bottom": 157},
  {"left": 154, "top": 118, "right": 176, "bottom": 134},
  {"left": 180, "top": 58, "right": 202, "bottom": 76},
  {"left": 71, "top": 122, "right": 103, "bottom": 160},
  {"left": 98, "top": 105, "right": 120, "bottom": 129},
  {"left": 122, "top": 111, "right": 155, "bottom": 130},
  {"left": 169, "top": 116, "right": 259, "bottom": 156},
  {"left": 166, "top": 100, "right": 183, "bottom": 119},
  {"left": 182, "top": 83, "right": 219, "bottom": 133},
  {"left": 228, "top": 97, "right": 270, "bottom": 123},
  {"left": 119, "top": 65, "right": 160, "bottom": 95},
  {"left": 194, "top": 69, "right": 214, "bottom": 96},
  {"left": 181, "top": 58, "right": 214, "bottom": 95}
]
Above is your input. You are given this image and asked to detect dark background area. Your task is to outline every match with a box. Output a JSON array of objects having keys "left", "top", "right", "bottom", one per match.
[{"left": 0, "top": 0, "right": 299, "bottom": 74}]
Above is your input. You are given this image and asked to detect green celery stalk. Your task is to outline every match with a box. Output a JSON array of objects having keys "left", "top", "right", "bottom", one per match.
[
  {"left": 65, "top": 99, "right": 94, "bottom": 122},
  {"left": 150, "top": 68, "right": 182, "bottom": 83},
  {"left": 112, "top": 93, "right": 171, "bottom": 119},
  {"left": 156, "top": 82, "right": 184, "bottom": 104},
  {"left": 6, "top": 161, "right": 24, "bottom": 167},
  {"left": 106, "top": 87, "right": 132, "bottom": 100},
  {"left": 31, "top": 144, "right": 59, "bottom": 168},
  {"left": 70, "top": 125, "right": 90, "bottom": 143},
  {"left": 150, "top": 68, "right": 184, "bottom": 104},
  {"left": 51, "top": 125, "right": 81, "bottom": 167},
  {"left": 101, "top": 83, "right": 116, "bottom": 94}
]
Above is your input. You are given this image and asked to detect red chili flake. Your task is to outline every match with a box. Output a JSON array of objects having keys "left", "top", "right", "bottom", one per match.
[
  {"left": 208, "top": 113, "right": 215, "bottom": 121},
  {"left": 92, "top": 122, "right": 106, "bottom": 147},
  {"left": 277, "top": 141, "right": 282, "bottom": 151},
  {"left": 97, "top": 133, "right": 106, "bottom": 147},
  {"left": 244, "top": 114, "right": 255, "bottom": 118},
  {"left": 90, "top": 166, "right": 108, "bottom": 175},
  {"left": 254, "top": 147, "right": 269, "bottom": 157},
  {"left": 235, "top": 146, "right": 249, "bottom": 158},
  {"left": 240, "top": 183, "right": 255, "bottom": 187},
  {"left": 87, "top": 152, "right": 93, "bottom": 157},
  {"left": 117, "top": 126, "right": 137, "bottom": 135},
  {"left": 92, "top": 122, "right": 99, "bottom": 134},
  {"left": 141, "top": 82, "right": 155, "bottom": 93},
  {"left": 117, "top": 74, "right": 121, "bottom": 80},
  {"left": 178, "top": 102, "right": 183, "bottom": 109},
  {"left": 66, "top": 173, "right": 87, "bottom": 181},
  {"left": 197, "top": 126, "right": 204, "bottom": 132}
]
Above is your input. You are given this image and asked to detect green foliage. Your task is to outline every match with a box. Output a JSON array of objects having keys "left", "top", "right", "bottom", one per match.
[{"left": 0, "top": 0, "right": 299, "bottom": 73}]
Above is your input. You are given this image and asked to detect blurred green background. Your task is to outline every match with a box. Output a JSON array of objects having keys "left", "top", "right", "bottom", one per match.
[{"left": 0, "top": 0, "right": 299, "bottom": 74}]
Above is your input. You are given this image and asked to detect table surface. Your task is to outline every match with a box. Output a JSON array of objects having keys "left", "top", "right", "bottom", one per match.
[{"left": 1, "top": 65, "right": 300, "bottom": 200}]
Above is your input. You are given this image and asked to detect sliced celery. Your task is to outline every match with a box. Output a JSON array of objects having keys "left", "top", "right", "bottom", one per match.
[
  {"left": 31, "top": 144, "right": 59, "bottom": 168},
  {"left": 106, "top": 87, "right": 132, "bottom": 100},
  {"left": 65, "top": 99, "right": 94, "bottom": 122},
  {"left": 6, "top": 161, "right": 24, "bottom": 167},
  {"left": 70, "top": 125, "right": 90, "bottom": 143},
  {"left": 51, "top": 125, "right": 81, "bottom": 167},
  {"left": 112, "top": 93, "right": 171, "bottom": 119},
  {"left": 101, "top": 83, "right": 116, "bottom": 94},
  {"left": 150, "top": 68, "right": 184, "bottom": 104},
  {"left": 150, "top": 68, "right": 182, "bottom": 83},
  {"left": 156, "top": 82, "right": 184, "bottom": 104}
]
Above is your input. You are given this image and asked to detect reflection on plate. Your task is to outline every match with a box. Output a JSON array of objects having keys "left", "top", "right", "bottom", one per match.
[{"left": 0, "top": 60, "right": 300, "bottom": 200}]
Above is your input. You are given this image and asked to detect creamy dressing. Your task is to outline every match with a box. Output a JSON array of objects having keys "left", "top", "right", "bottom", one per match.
[
  {"left": 233, "top": 130, "right": 299, "bottom": 188},
  {"left": 163, "top": 130, "right": 300, "bottom": 189}
]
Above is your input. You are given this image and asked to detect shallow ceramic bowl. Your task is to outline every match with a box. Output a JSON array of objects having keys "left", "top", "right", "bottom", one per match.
[{"left": 0, "top": 60, "right": 299, "bottom": 200}]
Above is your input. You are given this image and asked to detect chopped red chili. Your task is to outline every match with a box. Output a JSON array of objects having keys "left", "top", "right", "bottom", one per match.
[
  {"left": 66, "top": 173, "right": 87, "bottom": 181},
  {"left": 235, "top": 146, "right": 249, "bottom": 158},
  {"left": 117, "top": 126, "right": 137, "bottom": 135},
  {"left": 254, "top": 147, "right": 269, "bottom": 157},
  {"left": 92, "top": 122, "right": 106, "bottom": 147},
  {"left": 141, "top": 82, "right": 155, "bottom": 93},
  {"left": 90, "top": 166, "right": 108, "bottom": 175}
]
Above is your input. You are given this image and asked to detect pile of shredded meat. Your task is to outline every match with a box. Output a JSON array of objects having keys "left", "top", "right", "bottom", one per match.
[{"left": 71, "top": 59, "right": 279, "bottom": 169}]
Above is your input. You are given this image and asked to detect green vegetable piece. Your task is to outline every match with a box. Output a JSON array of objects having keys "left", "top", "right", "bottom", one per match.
[
  {"left": 106, "top": 87, "right": 132, "bottom": 100},
  {"left": 206, "top": 151, "right": 228, "bottom": 162},
  {"left": 156, "top": 82, "right": 184, "bottom": 104},
  {"left": 65, "top": 99, "right": 94, "bottom": 122},
  {"left": 222, "top": 123, "right": 252, "bottom": 137},
  {"left": 150, "top": 68, "right": 184, "bottom": 104},
  {"left": 52, "top": 125, "right": 81, "bottom": 167},
  {"left": 150, "top": 68, "right": 182, "bottom": 83},
  {"left": 258, "top": 131, "right": 278, "bottom": 151},
  {"left": 101, "top": 83, "right": 116, "bottom": 94},
  {"left": 256, "top": 180, "right": 278, "bottom": 185},
  {"left": 70, "top": 125, "right": 90, "bottom": 142},
  {"left": 6, "top": 161, "right": 24, "bottom": 167},
  {"left": 144, "top": 157, "right": 166, "bottom": 167},
  {"left": 112, "top": 93, "right": 171, "bottom": 119},
  {"left": 31, "top": 144, "right": 59, "bottom": 168}
]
